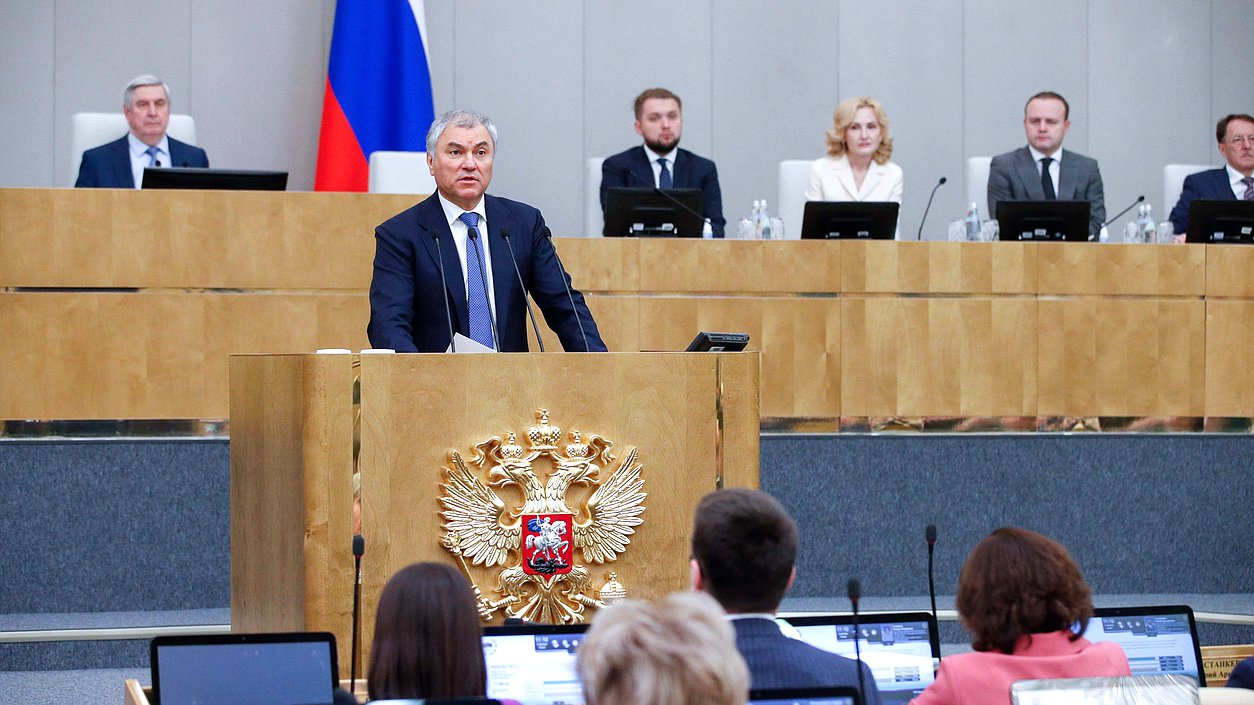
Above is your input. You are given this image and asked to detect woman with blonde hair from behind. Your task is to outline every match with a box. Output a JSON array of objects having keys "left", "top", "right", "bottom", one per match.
[{"left": 578, "top": 591, "right": 749, "bottom": 705}]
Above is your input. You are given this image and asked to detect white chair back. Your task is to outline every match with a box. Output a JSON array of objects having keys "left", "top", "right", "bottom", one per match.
[
  {"left": 776, "top": 159, "right": 812, "bottom": 240},
  {"left": 70, "top": 112, "right": 198, "bottom": 186},
  {"left": 966, "top": 157, "right": 993, "bottom": 216},
  {"left": 1163, "top": 163, "right": 1214, "bottom": 217},
  {"left": 368, "top": 151, "right": 435, "bottom": 194},
  {"left": 585, "top": 157, "right": 605, "bottom": 236}
]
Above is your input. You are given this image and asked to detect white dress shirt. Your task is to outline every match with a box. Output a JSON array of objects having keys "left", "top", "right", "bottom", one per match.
[
  {"left": 643, "top": 144, "right": 677, "bottom": 188},
  {"left": 1028, "top": 145, "right": 1063, "bottom": 197},
  {"left": 1227, "top": 163, "right": 1254, "bottom": 199},
  {"left": 436, "top": 192, "right": 497, "bottom": 319},
  {"left": 128, "top": 133, "right": 171, "bottom": 189}
]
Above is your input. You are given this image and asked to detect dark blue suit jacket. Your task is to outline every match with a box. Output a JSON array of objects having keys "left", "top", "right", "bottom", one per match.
[
  {"left": 75, "top": 135, "right": 209, "bottom": 188},
  {"left": 600, "top": 146, "right": 725, "bottom": 237},
  {"left": 733, "top": 618, "right": 881, "bottom": 705},
  {"left": 367, "top": 193, "right": 606, "bottom": 353},
  {"left": 1169, "top": 167, "right": 1234, "bottom": 235}
]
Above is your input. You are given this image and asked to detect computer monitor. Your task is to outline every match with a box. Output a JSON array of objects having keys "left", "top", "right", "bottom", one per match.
[
  {"left": 685, "top": 331, "right": 750, "bottom": 352},
  {"left": 602, "top": 186, "right": 705, "bottom": 237},
  {"left": 481, "top": 623, "right": 588, "bottom": 705},
  {"left": 142, "top": 166, "right": 289, "bottom": 191},
  {"left": 1184, "top": 199, "right": 1254, "bottom": 243},
  {"left": 785, "top": 612, "right": 940, "bottom": 704},
  {"left": 1082, "top": 605, "right": 1205, "bottom": 685},
  {"left": 749, "top": 686, "right": 860, "bottom": 705},
  {"left": 995, "top": 200, "right": 1090, "bottom": 241},
  {"left": 800, "top": 201, "right": 899, "bottom": 240},
  {"left": 150, "top": 631, "right": 338, "bottom": 705}
]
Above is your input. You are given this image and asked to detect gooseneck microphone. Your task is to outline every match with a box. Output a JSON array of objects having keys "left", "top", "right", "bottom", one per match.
[
  {"left": 847, "top": 578, "right": 867, "bottom": 705},
  {"left": 926, "top": 524, "right": 939, "bottom": 629},
  {"left": 500, "top": 227, "right": 545, "bottom": 352},
  {"left": 917, "top": 177, "right": 948, "bottom": 241},
  {"left": 542, "top": 227, "right": 590, "bottom": 352},
  {"left": 349, "top": 534, "right": 365, "bottom": 693},
  {"left": 430, "top": 232, "right": 457, "bottom": 352},
  {"left": 1101, "top": 194, "right": 1146, "bottom": 229},
  {"left": 618, "top": 167, "right": 710, "bottom": 236},
  {"left": 466, "top": 227, "right": 501, "bottom": 351}
]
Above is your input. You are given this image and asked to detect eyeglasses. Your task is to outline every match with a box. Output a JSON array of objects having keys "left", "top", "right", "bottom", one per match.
[{"left": 1226, "top": 135, "right": 1254, "bottom": 146}]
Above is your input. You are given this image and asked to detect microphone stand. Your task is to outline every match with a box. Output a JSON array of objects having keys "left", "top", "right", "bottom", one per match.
[
  {"left": 500, "top": 228, "right": 545, "bottom": 352},
  {"left": 542, "top": 227, "right": 590, "bottom": 352},
  {"left": 917, "top": 177, "right": 948, "bottom": 241}
]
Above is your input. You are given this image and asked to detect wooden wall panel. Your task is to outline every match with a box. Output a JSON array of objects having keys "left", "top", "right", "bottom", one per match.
[
  {"left": 1205, "top": 301, "right": 1254, "bottom": 416},
  {"left": 1037, "top": 243, "right": 1205, "bottom": 296}
]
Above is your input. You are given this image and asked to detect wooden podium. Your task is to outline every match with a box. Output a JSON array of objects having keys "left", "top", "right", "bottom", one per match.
[{"left": 229, "top": 351, "right": 759, "bottom": 675}]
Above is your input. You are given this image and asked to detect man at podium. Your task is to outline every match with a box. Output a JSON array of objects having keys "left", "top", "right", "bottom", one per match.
[{"left": 368, "top": 109, "right": 606, "bottom": 353}]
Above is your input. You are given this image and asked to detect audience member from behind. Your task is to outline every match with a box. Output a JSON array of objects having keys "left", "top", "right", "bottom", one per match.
[
  {"left": 75, "top": 75, "right": 209, "bottom": 188},
  {"left": 578, "top": 591, "right": 749, "bottom": 705},
  {"left": 987, "top": 91, "right": 1105, "bottom": 238},
  {"left": 805, "top": 97, "right": 903, "bottom": 208},
  {"left": 1169, "top": 113, "right": 1254, "bottom": 236},
  {"left": 368, "top": 562, "right": 489, "bottom": 702},
  {"left": 1230, "top": 654, "right": 1254, "bottom": 690},
  {"left": 910, "top": 527, "right": 1130, "bottom": 705},
  {"left": 599, "top": 87, "right": 726, "bottom": 237},
  {"left": 690, "top": 488, "right": 881, "bottom": 702}
]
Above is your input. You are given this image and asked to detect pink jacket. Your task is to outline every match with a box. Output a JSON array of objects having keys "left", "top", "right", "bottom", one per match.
[{"left": 910, "top": 630, "right": 1131, "bottom": 705}]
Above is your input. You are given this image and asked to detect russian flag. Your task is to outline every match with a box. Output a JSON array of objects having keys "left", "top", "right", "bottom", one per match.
[{"left": 314, "top": 0, "right": 435, "bottom": 192}]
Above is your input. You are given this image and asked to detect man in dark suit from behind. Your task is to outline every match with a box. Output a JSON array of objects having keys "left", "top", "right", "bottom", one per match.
[
  {"left": 75, "top": 75, "right": 209, "bottom": 188},
  {"left": 689, "top": 488, "right": 881, "bottom": 703},
  {"left": 600, "top": 87, "right": 725, "bottom": 237},
  {"left": 1169, "top": 113, "right": 1254, "bottom": 235},
  {"left": 987, "top": 91, "right": 1105, "bottom": 238}
]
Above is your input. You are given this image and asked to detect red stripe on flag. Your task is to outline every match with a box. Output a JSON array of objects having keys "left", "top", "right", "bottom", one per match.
[{"left": 314, "top": 78, "right": 368, "bottom": 192}]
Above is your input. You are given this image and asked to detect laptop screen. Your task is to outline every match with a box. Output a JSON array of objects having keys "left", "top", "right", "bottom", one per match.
[
  {"left": 482, "top": 624, "right": 587, "bottom": 705},
  {"left": 1082, "top": 606, "right": 1205, "bottom": 685},
  {"left": 151, "top": 632, "right": 337, "bottom": 705},
  {"left": 750, "top": 686, "right": 859, "bottom": 705},
  {"left": 785, "top": 612, "right": 940, "bottom": 704}
]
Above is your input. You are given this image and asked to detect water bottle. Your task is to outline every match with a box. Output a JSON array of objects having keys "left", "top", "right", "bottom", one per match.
[
  {"left": 1139, "top": 203, "right": 1156, "bottom": 243},
  {"left": 965, "top": 202, "right": 981, "bottom": 240},
  {"left": 759, "top": 200, "right": 773, "bottom": 239},
  {"left": 702, "top": 218, "right": 714, "bottom": 239},
  {"left": 751, "top": 200, "right": 763, "bottom": 239}
]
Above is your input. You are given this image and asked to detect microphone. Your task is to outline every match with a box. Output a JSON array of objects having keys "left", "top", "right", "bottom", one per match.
[
  {"left": 916, "top": 177, "right": 947, "bottom": 241},
  {"left": 926, "top": 524, "right": 939, "bottom": 630},
  {"left": 1100, "top": 194, "right": 1146, "bottom": 229},
  {"left": 542, "top": 227, "right": 591, "bottom": 352},
  {"left": 618, "top": 167, "right": 711, "bottom": 236},
  {"left": 847, "top": 578, "right": 867, "bottom": 705},
  {"left": 429, "top": 231, "right": 457, "bottom": 352},
  {"left": 466, "top": 226, "right": 501, "bottom": 351},
  {"left": 349, "top": 534, "right": 365, "bottom": 694},
  {"left": 500, "top": 227, "right": 545, "bottom": 352}
]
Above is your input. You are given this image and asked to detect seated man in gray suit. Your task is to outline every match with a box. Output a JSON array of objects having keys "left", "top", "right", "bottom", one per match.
[
  {"left": 690, "top": 488, "right": 880, "bottom": 702},
  {"left": 988, "top": 91, "right": 1105, "bottom": 238}
]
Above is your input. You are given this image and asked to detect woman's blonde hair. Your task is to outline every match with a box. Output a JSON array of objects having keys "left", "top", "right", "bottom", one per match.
[
  {"left": 825, "top": 96, "right": 893, "bottom": 164},
  {"left": 578, "top": 592, "right": 749, "bottom": 705}
]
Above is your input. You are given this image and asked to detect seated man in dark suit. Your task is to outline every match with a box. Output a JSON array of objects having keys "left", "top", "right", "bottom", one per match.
[
  {"left": 988, "top": 91, "right": 1105, "bottom": 238},
  {"left": 600, "top": 87, "right": 725, "bottom": 237},
  {"left": 1169, "top": 113, "right": 1254, "bottom": 235},
  {"left": 690, "top": 488, "right": 881, "bottom": 702},
  {"left": 368, "top": 109, "right": 606, "bottom": 353},
  {"left": 75, "top": 75, "right": 209, "bottom": 188}
]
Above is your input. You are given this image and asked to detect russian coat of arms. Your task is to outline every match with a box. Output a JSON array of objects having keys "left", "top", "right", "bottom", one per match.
[{"left": 439, "top": 409, "right": 645, "bottom": 623}]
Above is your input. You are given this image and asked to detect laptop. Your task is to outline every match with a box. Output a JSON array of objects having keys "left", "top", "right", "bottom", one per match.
[
  {"left": 481, "top": 623, "right": 588, "bottom": 705},
  {"left": 784, "top": 612, "right": 940, "bottom": 704},
  {"left": 750, "top": 686, "right": 861, "bottom": 705},
  {"left": 150, "top": 631, "right": 338, "bottom": 705},
  {"left": 1082, "top": 605, "right": 1205, "bottom": 685}
]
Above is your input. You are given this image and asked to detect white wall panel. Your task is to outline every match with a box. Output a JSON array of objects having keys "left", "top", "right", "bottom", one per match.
[
  {"left": 1211, "top": 0, "right": 1254, "bottom": 161},
  {"left": 0, "top": 3, "right": 55, "bottom": 187}
]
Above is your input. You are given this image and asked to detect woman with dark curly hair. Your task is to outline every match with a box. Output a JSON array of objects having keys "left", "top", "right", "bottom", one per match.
[{"left": 910, "top": 527, "right": 1130, "bottom": 705}]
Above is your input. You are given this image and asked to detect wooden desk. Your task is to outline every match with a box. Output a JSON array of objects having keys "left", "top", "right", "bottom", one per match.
[{"left": 1, "top": 188, "right": 1250, "bottom": 422}]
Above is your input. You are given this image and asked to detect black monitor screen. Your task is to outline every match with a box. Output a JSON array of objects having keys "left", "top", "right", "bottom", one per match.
[
  {"left": 1185, "top": 199, "right": 1254, "bottom": 243},
  {"left": 143, "top": 167, "right": 289, "bottom": 191},
  {"left": 603, "top": 186, "right": 704, "bottom": 237},
  {"left": 995, "top": 200, "right": 1090, "bottom": 241},
  {"left": 800, "top": 201, "right": 899, "bottom": 240}
]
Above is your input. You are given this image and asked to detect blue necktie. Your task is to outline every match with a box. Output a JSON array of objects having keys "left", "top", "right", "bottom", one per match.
[
  {"left": 658, "top": 158, "right": 672, "bottom": 189},
  {"left": 459, "top": 212, "right": 495, "bottom": 349},
  {"left": 145, "top": 146, "right": 161, "bottom": 168}
]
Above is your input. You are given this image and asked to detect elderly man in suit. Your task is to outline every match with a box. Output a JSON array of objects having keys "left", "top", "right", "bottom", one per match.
[
  {"left": 1169, "top": 113, "right": 1254, "bottom": 235},
  {"left": 600, "top": 87, "right": 725, "bottom": 237},
  {"left": 988, "top": 91, "right": 1105, "bottom": 238},
  {"left": 689, "top": 488, "right": 881, "bottom": 702},
  {"left": 368, "top": 109, "right": 606, "bottom": 353},
  {"left": 75, "top": 75, "right": 209, "bottom": 188}
]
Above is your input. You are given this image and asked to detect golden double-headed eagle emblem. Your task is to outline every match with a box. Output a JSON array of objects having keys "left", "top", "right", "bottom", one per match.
[{"left": 439, "top": 409, "right": 645, "bottom": 623}]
